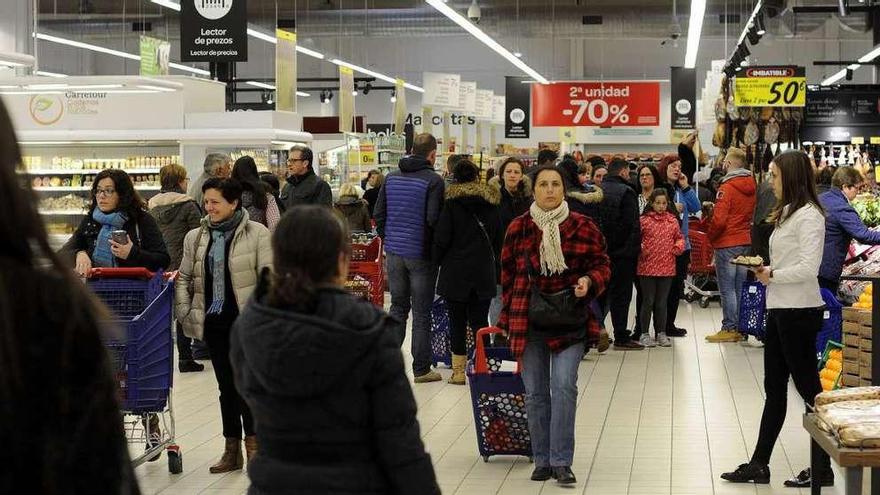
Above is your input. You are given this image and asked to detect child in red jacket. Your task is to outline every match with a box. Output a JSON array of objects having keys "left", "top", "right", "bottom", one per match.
[{"left": 638, "top": 190, "right": 685, "bottom": 347}]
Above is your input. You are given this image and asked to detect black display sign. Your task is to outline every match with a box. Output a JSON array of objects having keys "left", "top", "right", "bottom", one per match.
[
  {"left": 181, "top": 0, "right": 248, "bottom": 62},
  {"left": 670, "top": 67, "right": 696, "bottom": 130},
  {"left": 802, "top": 85, "right": 880, "bottom": 142},
  {"left": 505, "top": 76, "right": 531, "bottom": 139}
]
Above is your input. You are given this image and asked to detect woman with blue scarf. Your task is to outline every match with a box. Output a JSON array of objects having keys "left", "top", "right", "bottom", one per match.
[
  {"left": 175, "top": 177, "right": 272, "bottom": 475},
  {"left": 64, "top": 169, "right": 169, "bottom": 276}
]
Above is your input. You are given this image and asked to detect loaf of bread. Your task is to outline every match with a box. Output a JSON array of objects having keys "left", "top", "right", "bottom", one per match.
[
  {"left": 816, "top": 400, "right": 880, "bottom": 433},
  {"left": 838, "top": 422, "right": 880, "bottom": 448},
  {"left": 815, "top": 386, "right": 880, "bottom": 406}
]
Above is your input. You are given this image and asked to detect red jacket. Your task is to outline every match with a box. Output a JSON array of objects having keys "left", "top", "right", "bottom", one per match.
[
  {"left": 638, "top": 211, "right": 685, "bottom": 277},
  {"left": 707, "top": 171, "right": 757, "bottom": 249},
  {"left": 498, "top": 211, "right": 611, "bottom": 359}
]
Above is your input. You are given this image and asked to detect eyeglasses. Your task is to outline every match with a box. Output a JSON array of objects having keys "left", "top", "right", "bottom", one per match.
[
  {"left": 95, "top": 188, "right": 117, "bottom": 197},
  {"left": 287, "top": 158, "right": 306, "bottom": 164}
]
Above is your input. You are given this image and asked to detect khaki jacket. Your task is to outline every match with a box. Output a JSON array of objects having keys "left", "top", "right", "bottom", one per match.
[{"left": 175, "top": 210, "right": 272, "bottom": 339}]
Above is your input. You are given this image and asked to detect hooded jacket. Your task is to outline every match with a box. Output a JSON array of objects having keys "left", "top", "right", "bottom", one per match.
[
  {"left": 230, "top": 280, "right": 439, "bottom": 495},
  {"left": 280, "top": 169, "right": 333, "bottom": 210},
  {"left": 148, "top": 191, "right": 202, "bottom": 271},
  {"left": 819, "top": 188, "right": 880, "bottom": 282},
  {"left": 600, "top": 174, "right": 641, "bottom": 259},
  {"left": 638, "top": 211, "right": 686, "bottom": 277},
  {"left": 334, "top": 195, "right": 372, "bottom": 232},
  {"left": 489, "top": 175, "right": 533, "bottom": 237},
  {"left": 566, "top": 186, "right": 605, "bottom": 233},
  {"left": 706, "top": 168, "right": 757, "bottom": 249},
  {"left": 174, "top": 209, "right": 272, "bottom": 340},
  {"left": 433, "top": 181, "right": 503, "bottom": 300},
  {"left": 61, "top": 209, "right": 171, "bottom": 272},
  {"left": 374, "top": 155, "right": 445, "bottom": 260}
]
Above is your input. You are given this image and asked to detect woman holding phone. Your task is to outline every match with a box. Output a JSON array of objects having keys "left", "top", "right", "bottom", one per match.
[{"left": 64, "top": 169, "right": 170, "bottom": 275}]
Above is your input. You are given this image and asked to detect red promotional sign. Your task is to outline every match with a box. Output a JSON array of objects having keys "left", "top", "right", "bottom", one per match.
[{"left": 531, "top": 81, "right": 661, "bottom": 127}]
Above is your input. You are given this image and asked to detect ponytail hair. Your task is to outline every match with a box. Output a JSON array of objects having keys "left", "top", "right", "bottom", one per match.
[{"left": 267, "top": 205, "right": 351, "bottom": 311}]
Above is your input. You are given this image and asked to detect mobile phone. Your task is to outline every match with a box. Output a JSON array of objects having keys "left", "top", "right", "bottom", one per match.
[{"left": 111, "top": 230, "right": 128, "bottom": 244}]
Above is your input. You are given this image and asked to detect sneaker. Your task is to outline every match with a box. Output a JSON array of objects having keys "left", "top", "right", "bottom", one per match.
[
  {"left": 666, "top": 326, "right": 688, "bottom": 337},
  {"left": 613, "top": 340, "right": 645, "bottom": 351},
  {"left": 179, "top": 360, "right": 205, "bottom": 373},
  {"left": 705, "top": 330, "right": 743, "bottom": 343},
  {"left": 783, "top": 467, "right": 834, "bottom": 488},
  {"left": 720, "top": 463, "right": 770, "bottom": 484},
  {"left": 656, "top": 332, "right": 672, "bottom": 347},
  {"left": 639, "top": 333, "right": 657, "bottom": 347},
  {"left": 413, "top": 370, "right": 442, "bottom": 383},
  {"left": 597, "top": 330, "right": 610, "bottom": 353}
]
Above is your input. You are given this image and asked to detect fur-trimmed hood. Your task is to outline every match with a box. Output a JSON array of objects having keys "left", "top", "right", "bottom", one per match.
[
  {"left": 445, "top": 181, "right": 501, "bottom": 205},
  {"left": 488, "top": 175, "right": 533, "bottom": 198},
  {"left": 566, "top": 186, "right": 604, "bottom": 205}
]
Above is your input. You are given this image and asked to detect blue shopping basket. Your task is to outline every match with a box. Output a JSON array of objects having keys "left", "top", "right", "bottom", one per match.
[
  {"left": 430, "top": 297, "right": 452, "bottom": 367},
  {"left": 87, "top": 268, "right": 174, "bottom": 414},
  {"left": 738, "top": 281, "right": 767, "bottom": 340},
  {"left": 817, "top": 289, "right": 843, "bottom": 360},
  {"left": 467, "top": 327, "right": 532, "bottom": 463}
]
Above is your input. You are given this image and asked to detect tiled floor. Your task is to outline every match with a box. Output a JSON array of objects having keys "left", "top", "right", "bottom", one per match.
[{"left": 134, "top": 300, "right": 851, "bottom": 495}]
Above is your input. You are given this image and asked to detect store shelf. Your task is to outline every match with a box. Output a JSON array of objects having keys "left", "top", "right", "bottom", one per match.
[
  {"left": 20, "top": 168, "right": 161, "bottom": 175},
  {"left": 39, "top": 209, "right": 87, "bottom": 216},
  {"left": 33, "top": 185, "right": 160, "bottom": 192}
]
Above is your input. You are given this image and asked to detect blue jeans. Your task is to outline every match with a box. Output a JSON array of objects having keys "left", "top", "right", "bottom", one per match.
[
  {"left": 488, "top": 284, "right": 502, "bottom": 326},
  {"left": 715, "top": 245, "right": 750, "bottom": 330},
  {"left": 521, "top": 339, "right": 584, "bottom": 468},
  {"left": 386, "top": 252, "right": 437, "bottom": 376}
]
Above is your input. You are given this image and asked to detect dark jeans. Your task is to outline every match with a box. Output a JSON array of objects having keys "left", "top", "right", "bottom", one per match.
[
  {"left": 176, "top": 321, "right": 194, "bottom": 362},
  {"left": 447, "top": 297, "right": 491, "bottom": 356},
  {"left": 204, "top": 321, "right": 254, "bottom": 439},
  {"left": 638, "top": 276, "right": 673, "bottom": 338},
  {"left": 386, "top": 252, "right": 437, "bottom": 376},
  {"left": 751, "top": 308, "right": 830, "bottom": 471},
  {"left": 818, "top": 276, "right": 839, "bottom": 294},
  {"left": 667, "top": 250, "right": 690, "bottom": 331},
  {"left": 601, "top": 256, "right": 637, "bottom": 343}
]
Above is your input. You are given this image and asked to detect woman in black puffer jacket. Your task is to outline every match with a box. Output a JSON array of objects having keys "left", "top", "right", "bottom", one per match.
[{"left": 230, "top": 205, "right": 439, "bottom": 495}]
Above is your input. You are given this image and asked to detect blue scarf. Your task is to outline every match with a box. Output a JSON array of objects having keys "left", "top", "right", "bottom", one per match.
[
  {"left": 92, "top": 210, "right": 127, "bottom": 268},
  {"left": 205, "top": 209, "right": 244, "bottom": 315}
]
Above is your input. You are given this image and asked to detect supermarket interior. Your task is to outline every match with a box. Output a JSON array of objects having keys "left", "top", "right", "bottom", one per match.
[{"left": 8, "top": 0, "right": 880, "bottom": 494}]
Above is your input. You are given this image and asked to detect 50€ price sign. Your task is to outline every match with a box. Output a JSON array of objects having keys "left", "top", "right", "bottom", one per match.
[{"left": 734, "top": 66, "right": 806, "bottom": 107}]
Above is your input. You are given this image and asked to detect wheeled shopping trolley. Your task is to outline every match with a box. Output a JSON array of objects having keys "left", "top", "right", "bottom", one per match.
[
  {"left": 86, "top": 267, "right": 182, "bottom": 474},
  {"left": 684, "top": 229, "right": 720, "bottom": 308},
  {"left": 346, "top": 235, "right": 385, "bottom": 307}
]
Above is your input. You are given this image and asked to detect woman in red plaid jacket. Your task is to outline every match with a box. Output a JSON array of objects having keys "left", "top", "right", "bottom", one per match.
[{"left": 498, "top": 165, "right": 610, "bottom": 486}]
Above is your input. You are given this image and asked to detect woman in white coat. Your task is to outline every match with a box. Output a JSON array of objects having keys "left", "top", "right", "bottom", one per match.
[{"left": 175, "top": 177, "right": 272, "bottom": 474}]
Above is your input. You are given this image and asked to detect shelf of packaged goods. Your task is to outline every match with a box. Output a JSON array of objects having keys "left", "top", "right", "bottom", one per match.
[
  {"left": 39, "top": 209, "right": 87, "bottom": 216},
  {"left": 20, "top": 168, "right": 161, "bottom": 175},
  {"left": 32, "top": 186, "right": 160, "bottom": 192}
]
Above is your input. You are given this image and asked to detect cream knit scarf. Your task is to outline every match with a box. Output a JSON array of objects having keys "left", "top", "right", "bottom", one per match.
[{"left": 529, "top": 200, "right": 570, "bottom": 275}]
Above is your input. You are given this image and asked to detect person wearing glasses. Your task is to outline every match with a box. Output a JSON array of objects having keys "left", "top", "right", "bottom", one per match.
[
  {"left": 818, "top": 166, "right": 880, "bottom": 293},
  {"left": 64, "top": 169, "right": 170, "bottom": 277},
  {"left": 280, "top": 145, "right": 332, "bottom": 209}
]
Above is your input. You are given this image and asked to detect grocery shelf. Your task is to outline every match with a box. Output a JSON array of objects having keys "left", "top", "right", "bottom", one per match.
[
  {"left": 20, "top": 168, "right": 161, "bottom": 175},
  {"left": 33, "top": 185, "right": 160, "bottom": 192},
  {"left": 39, "top": 209, "right": 87, "bottom": 215}
]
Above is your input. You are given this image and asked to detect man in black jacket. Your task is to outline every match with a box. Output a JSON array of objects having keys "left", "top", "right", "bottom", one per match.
[
  {"left": 601, "top": 159, "right": 644, "bottom": 350},
  {"left": 280, "top": 145, "right": 333, "bottom": 209}
]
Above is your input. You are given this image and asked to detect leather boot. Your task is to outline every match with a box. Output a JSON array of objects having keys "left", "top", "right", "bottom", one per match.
[
  {"left": 209, "top": 438, "right": 243, "bottom": 474},
  {"left": 244, "top": 435, "right": 258, "bottom": 464},
  {"left": 448, "top": 354, "right": 467, "bottom": 385}
]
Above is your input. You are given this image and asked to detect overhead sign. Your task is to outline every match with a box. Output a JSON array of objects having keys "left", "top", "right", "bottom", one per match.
[
  {"left": 140, "top": 36, "right": 170, "bottom": 76},
  {"left": 734, "top": 66, "right": 806, "bottom": 107},
  {"left": 802, "top": 85, "right": 880, "bottom": 142},
  {"left": 531, "top": 81, "right": 660, "bottom": 127},
  {"left": 275, "top": 29, "right": 297, "bottom": 113},
  {"left": 5, "top": 91, "right": 185, "bottom": 130},
  {"left": 492, "top": 95, "right": 505, "bottom": 124},
  {"left": 422, "top": 72, "right": 461, "bottom": 108},
  {"left": 475, "top": 89, "right": 494, "bottom": 121},
  {"left": 338, "top": 66, "right": 355, "bottom": 132},
  {"left": 459, "top": 81, "right": 477, "bottom": 114},
  {"left": 670, "top": 67, "right": 696, "bottom": 130},
  {"left": 505, "top": 76, "right": 530, "bottom": 138},
  {"left": 181, "top": 0, "right": 248, "bottom": 62}
]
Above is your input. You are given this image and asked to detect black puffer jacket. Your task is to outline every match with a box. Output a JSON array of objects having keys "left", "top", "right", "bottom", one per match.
[
  {"left": 230, "top": 277, "right": 439, "bottom": 495},
  {"left": 148, "top": 191, "right": 202, "bottom": 270},
  {"left": 600, "top": 175, "right": 641, "bottom": 259},
  {"left": 61, "top": 209, "right": 170, "bottom": 271},
  {"left": 489, "top": 175, "right": 533, "bottom": 238},
  {"left": 433, "top": 181, "right": 503, "bottom": 300}
]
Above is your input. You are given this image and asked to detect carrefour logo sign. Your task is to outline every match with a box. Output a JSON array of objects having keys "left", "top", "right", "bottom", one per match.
[{"left": 29, "top": 95, "right": 64, "bottom": 126}]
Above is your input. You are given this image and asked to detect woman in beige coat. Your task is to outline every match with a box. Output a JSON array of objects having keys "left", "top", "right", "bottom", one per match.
[{"left": 175, "top": 177, "right": 272, "bottom": 474}]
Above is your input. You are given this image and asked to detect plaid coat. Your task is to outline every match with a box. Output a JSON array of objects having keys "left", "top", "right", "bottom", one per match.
[{"left": 498, "top": 211, "right": 611, "bottom": 359}]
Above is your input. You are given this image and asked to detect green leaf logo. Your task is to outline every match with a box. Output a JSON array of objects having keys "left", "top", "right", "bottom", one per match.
[{"left": 34, "top": 97, "right": 53, "bottom": 111}]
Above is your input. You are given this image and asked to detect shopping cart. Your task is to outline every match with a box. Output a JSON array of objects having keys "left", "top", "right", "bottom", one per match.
[
  {"left": 467, "top": 327, "right": 532, "bottom": 463},
  {"left": 346, "top": 235, "right": 385, "bottom": 307},
  {"left": 430, "top": 297, "right": 452, "bottom": 367},
  {"left": 86, "top": 267, "right": 182, "bottom": 474},
  {"left": 683, "top": 229, "right": 720, "bottom": 308}
]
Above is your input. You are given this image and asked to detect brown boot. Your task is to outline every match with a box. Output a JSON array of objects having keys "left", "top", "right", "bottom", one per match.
[
  {"left": 448, "top": 354, "right": 467, "bottom": 385},
  {"left": 244, "top": 435, "right": 258, "bottom": 464},
  {"left": 209, "top": 438, "right": 243, "bottom": 474}
]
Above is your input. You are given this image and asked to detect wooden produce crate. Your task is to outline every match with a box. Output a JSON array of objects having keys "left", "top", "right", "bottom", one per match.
[
  {"left": 843, "top": 360, "right": 860, "bottom": 375},
  {"left": 844, "top": 333, "right": 862, "bottom": 347},
  {"left": 844, "top": 320, "right": 862, "bottom": 335},
  {"left": 842, "top": 306, "right": 862, "bottom": 322},
  {"left": 842, "top": 373, "right": 861, "bottom": 387}
]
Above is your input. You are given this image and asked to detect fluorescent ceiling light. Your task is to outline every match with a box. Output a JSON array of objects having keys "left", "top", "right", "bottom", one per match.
[
  {"left": 848, "top": 63, "right": 862, "bottom": 70},
  {"left": 245, "top": 27, "right": 324, "bottom": 59},
  {"left": 168, "top": 62, "right": 210, "bottom": 75},
  {"left": 684, "top": 0, "right": 707, "bottom": 69},
  {"left": 295, "top": 45, "right": 325, "bottom": 60},
  {"left": 858, "top": 45, "right": 880, "bottom": 63},
  {"left": 26, "top": 83, "right": 122, "bottom": 90},
  {"left": 137, "top": 84, "right": 177, "bottom": 92},
  {"left": 296, "top": 91, "right": 310, "bottom": 97},
  {"left": 34, "top": 70, "right": 67, "bottom": 78},
  {"left": 821, "top": 69, "right": 847, "bottom": 86},
  {"left": 425, "top": 0, "right": 549, "bottom": 84},
  {"left": 330, "top": 59, "right": 425, "bottom": 93},
  {"left": 246, "top": 80, "right": 276, "bottom": 90},
  {"left": 150, "top": 0, "right": 181, "bottom": 10}
]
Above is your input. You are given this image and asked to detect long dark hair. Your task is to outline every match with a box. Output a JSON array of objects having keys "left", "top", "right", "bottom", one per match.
[
  {"left": 268, "top": 205, "right": 352, "bottom": 311},
  {"left": 770, "top": 150, "right": 825, "bottom": 225},
  {"left": 636, "top": 164, "right": 666, "bottom": 194},
  {"left": 231, "top": 156, "right": 268, "bottom": 210},
  {"left": 642, "top": 188, "right": 678, "bottom": 216},
  {"left": 90, "top": 169, "right": 146, "bottom": 220}
]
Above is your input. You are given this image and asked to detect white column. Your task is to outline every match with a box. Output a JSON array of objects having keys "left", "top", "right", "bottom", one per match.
[{"left": 0, "top": 1, "right": 34, "bottom": 58}]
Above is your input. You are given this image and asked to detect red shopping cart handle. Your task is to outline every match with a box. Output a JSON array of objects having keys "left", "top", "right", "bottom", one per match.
[
  {"left": 88, "top": 267, "right": 177, "bottom": 281},
  {"left": 473, "top": 326, "right": 520, "bottom": 375}
]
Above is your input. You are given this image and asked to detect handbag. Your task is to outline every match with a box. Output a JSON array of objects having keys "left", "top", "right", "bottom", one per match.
[{"left": 523, "top": 241, "right": 587, "bottom": 336}]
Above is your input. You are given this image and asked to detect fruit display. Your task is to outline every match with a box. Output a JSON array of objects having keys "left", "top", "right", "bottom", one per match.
[
  {"left": 854, "top": 284, "right": 874, "bottom": 310},
  {"left": 853, "top": 194, "right": 880, "bottom": 228},
  {"left": 820, "top": 348, "right": 844, "bottom": 392}
]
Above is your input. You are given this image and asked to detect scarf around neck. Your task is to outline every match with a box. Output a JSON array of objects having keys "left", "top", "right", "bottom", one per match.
[
  {"left": 205, "top": 209, "right": 244, "bottom": 315},
  {"left": 92, "top": 209, "right": 127, "bottom": 268},
  {"left": 529, "top": 200, "right": 570, "bottom": 275}
]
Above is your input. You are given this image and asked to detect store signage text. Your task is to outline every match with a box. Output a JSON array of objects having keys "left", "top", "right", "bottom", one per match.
[
  {"left": 405, "top": 113, "right": 476, "bottom": 127},
  {"left": 531, "top": 81, "right": 660, "bottom": 127},
  {"left": 734, "top": 66, "right": 806, "bottom": 107},
  {"left": 180, "top": 0, "right": 248, "bottom": 62}
]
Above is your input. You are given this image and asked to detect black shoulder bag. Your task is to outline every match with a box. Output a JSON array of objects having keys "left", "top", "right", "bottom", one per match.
[{"left": 522, "top": 231, "right": 588, "bottom": 336}]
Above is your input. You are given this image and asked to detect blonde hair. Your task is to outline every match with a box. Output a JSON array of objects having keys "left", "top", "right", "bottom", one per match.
[
  {"left": 338, "top": 183, "right": 360, "bottom": 198},
  {"left": 159, "top": 163, "right": 187, "bottom": 190},
  {"left": 725, "top": 148, "right": 747, "bottom": 168}
]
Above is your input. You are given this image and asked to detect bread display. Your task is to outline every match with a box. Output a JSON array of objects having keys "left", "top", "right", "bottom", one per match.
[
  {"left": 815, "top": 386, "right": 880, "bottom": 406},
  {"left": 838, "top": 422, "right": 880, "bottom": 448},
  {"left": 816, "top": 399, "right": 880, "bottom": 433}
]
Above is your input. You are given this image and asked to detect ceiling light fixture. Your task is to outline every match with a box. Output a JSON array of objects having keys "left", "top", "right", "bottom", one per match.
[
  {"left": 246, "top": 80, "right": 276, "bottom": 90},
  {"left": 390, "top": 89, "right": 397, "bottom": 102},
  {"left": 821, "top": 69, "right": 847, "bottom": 86},
  {"left": 755, "top": 13, "right": 766, "bottom": 35},
  {"left": 34, "top": 70, "right": 68, "bottom": 78},
  {"left": 329, "top": 59, "right": 424, "bottom": 92},
  {"left": 820, "top": 43, "right": 880, "bottom": 85},
  {"left": 683, "top": 0, "right": 707, "bottom": 68},
  {"left": 245, "top": 27, "right": 325, "bottom": 59},
  {"left": 425, "top": 0, "right": 549, "bottom": 84}
]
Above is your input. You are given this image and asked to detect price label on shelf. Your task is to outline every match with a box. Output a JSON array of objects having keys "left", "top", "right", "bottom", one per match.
[
  {"left": 734, "top": 66, "right": 806, "bottom": 107},
  {"left": 531, "top": 81, "right": 660, "bottom": 127}
]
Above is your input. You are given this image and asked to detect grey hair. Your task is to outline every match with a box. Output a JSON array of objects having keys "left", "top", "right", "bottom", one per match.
[{"left": 203, "top": 153, "right": 231, "bottom": 176}]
